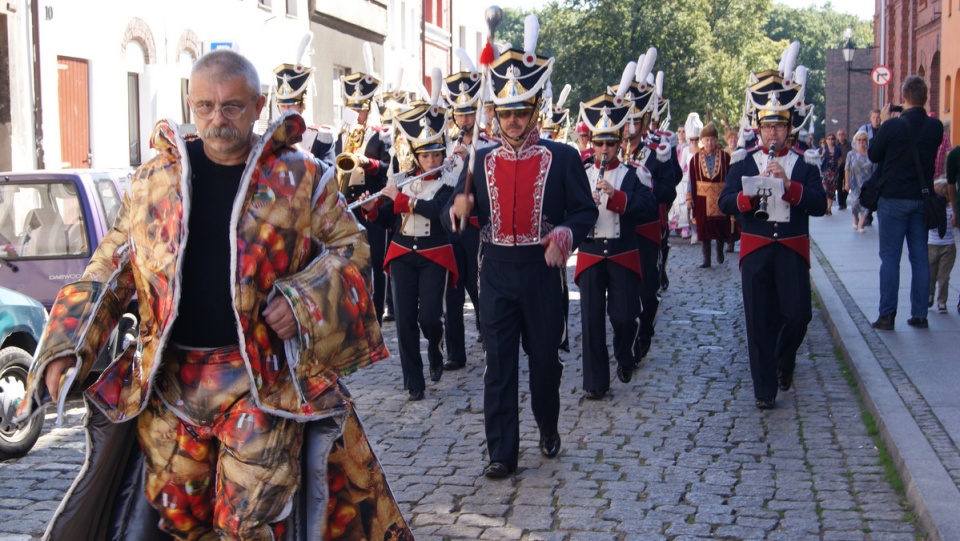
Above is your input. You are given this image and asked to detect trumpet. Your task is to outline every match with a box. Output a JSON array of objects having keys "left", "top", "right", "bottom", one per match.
[
  {"left": 337, "top": 122, "right": 366, "bottom": 195},
  {"left": 348, "top": 162, "right": 453, "bottom": 210},
  {"left": 755, "top": 142, "right": 778, "bottom": 221}
]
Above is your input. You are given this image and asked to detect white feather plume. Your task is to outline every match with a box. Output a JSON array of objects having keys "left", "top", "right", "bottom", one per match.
[
  {"left": 296, "top": 33, "right": 313, "bottom": 66},
  {"left": 523, "top": 15, "right": 540, "bottom": 56},
  {"left": 655, "top": 71, "right": 664, "bottom": 97},
  {"left": 781, "top": 41, "right": 800, "bottom": 82},
  {"left": 556, "top": 84, "right": 571, "bottom": 110},
  {"left": 634, "top": 54, "right": 646, "bottom": 82},
  {"left": 393, "top": 67, "right": 404, "bottom": 92},
  {"left": 615, "top": 62, "right": 638, "bottom": 100},
  {"left": 636, "top": 48, "right": 657, "bottom": 87},
  {"left": 363, "top": 42, "right": 375, "bottom": 75},
  {"left": 794, "top": 65, "right": 807, "bottom": 87},
  {"left": 455, "top": 48, "right": 477, "bottom": 73},
  {"left": 429, "top": 67, "right": 442, "bottom": 106}
]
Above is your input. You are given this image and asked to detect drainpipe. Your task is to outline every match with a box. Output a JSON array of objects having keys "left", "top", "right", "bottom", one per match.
[
  {"left": 421, "top": 0, "right": 426, "bottom": 88},
  {"left": 878, "top": 1, "right": 886, "bottom": 106},
  {"left": 30, "top": 0, "right": 44, "bottom": 168}
]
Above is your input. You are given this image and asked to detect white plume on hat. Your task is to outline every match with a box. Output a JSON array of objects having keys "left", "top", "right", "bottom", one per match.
[{"left": 685, "top": 112, "right": 703, "bottom": 138}]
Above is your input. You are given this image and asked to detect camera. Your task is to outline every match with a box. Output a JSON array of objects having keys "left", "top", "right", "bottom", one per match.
[{"left": 889, "top": 104, "right": 904, "bottom": 113}]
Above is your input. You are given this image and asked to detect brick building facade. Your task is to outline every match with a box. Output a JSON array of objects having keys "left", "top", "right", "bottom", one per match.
[
  {"left": 940, "top": 0, "right": 959, "bottom": 143},
  {"left": 825, "top": 48, "right": 877, "bottom": 139},
  {"left": 875, "top": 0, "right": 941, "bottom": 113}
]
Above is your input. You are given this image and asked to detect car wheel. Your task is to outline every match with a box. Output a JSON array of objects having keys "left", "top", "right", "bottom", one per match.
[{"left": 0, "top": 347, "right": 44, "bottom": 460}]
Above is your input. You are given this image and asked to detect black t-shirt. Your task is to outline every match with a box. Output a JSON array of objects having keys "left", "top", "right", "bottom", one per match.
[{"left": 169, "top": 139, "right": 244, "bottom": 347}]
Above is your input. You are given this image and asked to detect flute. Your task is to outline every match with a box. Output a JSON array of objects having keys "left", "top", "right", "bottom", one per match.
[{"left": 348, "top": 162, "right": 453, "bottom": 210}]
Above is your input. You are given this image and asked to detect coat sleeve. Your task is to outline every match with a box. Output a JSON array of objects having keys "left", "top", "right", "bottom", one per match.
[
  {"left": 620, "top": 168, "right": 658, "bottom": 220},
  {"left": 560, "top": 146, "right": 601, "bottom": 250},
  {"left": 270, "top": 163, "right": 389, "bottom": 406}
]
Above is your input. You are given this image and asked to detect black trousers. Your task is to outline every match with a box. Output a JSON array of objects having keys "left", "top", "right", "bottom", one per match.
[
  {"left": 444, "top": 227, "right": 481, "bottom": 365},
  {"left": 636, "top": 238, "right": 661, "bottom": 347},
  {"left": 480, "top": 258, "right": 565, "bottom": 470},
  {"left": 367, "top": 222, "right": 388, "bottom": 323},
  {"left": 579, "top": 260, "right": 640, "bottom": 392},
  {"left": 740, "top": 244, "right": 812, "bottom": 401},
  {"left": 390, "top": 253, "right": 448, "bottom": 393}
]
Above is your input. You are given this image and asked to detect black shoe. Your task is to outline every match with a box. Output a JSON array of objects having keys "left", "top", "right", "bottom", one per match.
[
  {"left": 906, "top": 317, "right": 928, "bottom": 328},
  {"left": 616, "top": 364, "right": 633, "bottom": 384},
  {"left": 382, "top": 311, "right": 395, "bottom": 322},
  {"left": 584, "top": 389, "right": 606, "bottom": 400},
  {"left": 755, "top": 398, "right": 775, "bottom": 410},
  {"left": 872, "top": 314, "right": 895, "bottom": 330},
  {"left": 408, "top": 389, "right": 424, "bottom": 401},
  {"left": 443, "top": 361, "right": 465, "bottom": 370},
  {"left": 430, "top": 367, "right": 443, "bottom": 382},
  {"left": 539, "top": 433, "right": 561, "bottom": 458},
  {"left": 929, "top": 294, "right": 935, "bottom": 308},
  {"left": 476, "top": 334, "right": 483, "bottom": 343},
  {"left": 483, "top": 461, "right": 514, "bottom": 479},
  {"left": 778, "top": 371, "right": 793, "bottom": 392},
  {"left": 698, "top": 262, "right": 711, "bottom": 268}
]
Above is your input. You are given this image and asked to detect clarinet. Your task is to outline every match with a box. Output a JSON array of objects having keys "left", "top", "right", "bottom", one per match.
[
  {"left": 596, "top": 154, "right": 609, "bottom": 205},
  {"left": 755, "top": 142, "right": 777, "bottom": 221}
]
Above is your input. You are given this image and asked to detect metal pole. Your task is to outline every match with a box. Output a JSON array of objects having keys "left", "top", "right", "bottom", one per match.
[{"left": 846, "top": 64, "right": 851, "bottom": 140}]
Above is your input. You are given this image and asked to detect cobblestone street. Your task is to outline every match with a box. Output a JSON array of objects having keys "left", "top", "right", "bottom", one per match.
[{"left": 0, "top": 238, "right": 922, "bottom": 540}]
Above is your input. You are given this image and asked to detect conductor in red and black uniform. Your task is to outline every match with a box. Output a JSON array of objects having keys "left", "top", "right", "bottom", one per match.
[
  {"left": 445, "top": 16, "right": 598, "bottom": 479},
  {"left": 718, "top": 44, "right": 827, "bottom": 410}
]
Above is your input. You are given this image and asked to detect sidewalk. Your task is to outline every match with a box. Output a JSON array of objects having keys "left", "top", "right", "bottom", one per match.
[{"left": 809, "top": 210, "right": 960, "bottom": 541}]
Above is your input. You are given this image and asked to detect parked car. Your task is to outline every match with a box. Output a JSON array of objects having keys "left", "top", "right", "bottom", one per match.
[
  {"left": 0, "top": 169, "right": 138, "bottom": 402},
  {"left": 0, "top": 286, "right": 47, "bottom": 459}
]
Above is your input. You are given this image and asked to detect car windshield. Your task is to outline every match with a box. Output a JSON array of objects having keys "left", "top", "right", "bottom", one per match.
[
  {"left": 0, "top": 181, "right": 89, "bottom": 260},
  {"left": 90, "top": 175, "right": 122, "bottom": 227}
]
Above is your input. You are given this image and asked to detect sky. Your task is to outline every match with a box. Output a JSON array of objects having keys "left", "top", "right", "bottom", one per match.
[{"left": 490, "top": 0, "right": 876, "bottom": 21}]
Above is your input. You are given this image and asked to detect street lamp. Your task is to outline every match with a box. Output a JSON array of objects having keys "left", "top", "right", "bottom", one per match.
[{"left": 842, "top": 28, "right": 856, "bottom": 139}]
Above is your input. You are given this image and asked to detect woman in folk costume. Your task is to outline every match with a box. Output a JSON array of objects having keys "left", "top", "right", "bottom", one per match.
[
  {"left": 360, "top": 85, "right": 458, "bottom": 402},
  {"left": 687, "top": 121, "right": 733, "bottom": 268},
  {"left": 575, "top": 76, "right": 658, "bottom": 399}
]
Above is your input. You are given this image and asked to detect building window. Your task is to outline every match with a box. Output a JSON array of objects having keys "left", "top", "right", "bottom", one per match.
[
  {"left": 425, "top": 0, "right": 433, "bottom": 24},
  {"left": 459, "top": 25, "right": 466, "bottom": 50},
  {"left": 945, "top": 76, "right": 952, "bottom": 113},
  {"left": 435, "top": 0, "right": 443, "bottom": 29},
  {"left": 181, "top": 79, "right": 191, "bottom": 124},
  {"left": 286, "top": 0, "right": 296, "bottom": 16},
  {"left": 401, "top": 1, "right": 407, "bottom": 47},
  {"left": 258, "top": 0, "right": 272, "bottom": 9},
  {"left": 127, "top": 73, "right": 141, "bottom": 166}
]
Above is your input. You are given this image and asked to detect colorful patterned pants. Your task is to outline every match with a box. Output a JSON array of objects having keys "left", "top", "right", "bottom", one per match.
[{"left": 137, "top": 344, "right": 302, "bottom": 540}]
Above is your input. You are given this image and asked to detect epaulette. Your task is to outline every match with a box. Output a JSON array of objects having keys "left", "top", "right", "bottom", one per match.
[
  {"left": 802, "top": 148, "right": 820, "bottom": 166},
  {"left": 730, "top": 148, "right": 747, "bottom": 164},
  {"left": 635, "top": 163, "right": 653, "bottom": 187},
  {"left": 316, "top": 130, "right": 334, "bottom": 144}
]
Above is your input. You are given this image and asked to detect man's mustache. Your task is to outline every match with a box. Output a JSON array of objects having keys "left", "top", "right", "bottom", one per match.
[{"left": 203, "top": 125, "right": 242, "bottom": 141}]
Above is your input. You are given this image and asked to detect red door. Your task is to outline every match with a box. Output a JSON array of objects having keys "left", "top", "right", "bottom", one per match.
[{"left": 57, "top": 56, "right": 91, "bottom": 168}]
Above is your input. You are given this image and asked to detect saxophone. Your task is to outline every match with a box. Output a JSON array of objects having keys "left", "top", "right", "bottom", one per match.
[{"left": 336, "top": 122, "right": 366, "bottom": 196}]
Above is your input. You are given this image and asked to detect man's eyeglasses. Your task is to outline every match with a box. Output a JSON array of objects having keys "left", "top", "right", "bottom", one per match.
[
  {"left": 759, "top": 123, "right": 788, "bottom": 132},
  {"left": 497, "top": 109, "right": 533, "bottom": 119},
  {"left": 190, "top": 97, "right": 258, "bottom": 121},
  {"left": 593, "top": 140, "right": 620, "bottom": 148}
]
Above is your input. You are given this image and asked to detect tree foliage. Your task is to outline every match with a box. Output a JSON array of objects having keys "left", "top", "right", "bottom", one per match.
[{"left": 491, "top": 0, "right": 871, "bottom": 138}]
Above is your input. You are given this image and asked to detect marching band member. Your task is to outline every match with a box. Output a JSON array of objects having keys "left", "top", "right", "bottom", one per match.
[
  {"left": 610, "top": 49, "right": 680, "bottom": 360},
  {"left": 719, "top": 42, "right": 826, "bottom": 409},
  {"left": 337, "top": 44, "right": 393, "bottom": 323},
  {"left": 442, "top": 50, "right": 499, "bottom": 369},
  {"left": 272, "top": 33, "right": 335, "bottom": 166},
  {"left": 575, "top": 85, "right": 657, "bottom": 399},
  {"left": 360, "top": 95, "right": 458, "bottom": 401},
  {"left": 446, "top": 14, "right": 598, "bottom": 479}
]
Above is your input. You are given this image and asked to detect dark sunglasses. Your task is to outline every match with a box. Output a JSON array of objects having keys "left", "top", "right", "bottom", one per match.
[{"left": 593, "top": 140, "right": 620, "bottom": 148}]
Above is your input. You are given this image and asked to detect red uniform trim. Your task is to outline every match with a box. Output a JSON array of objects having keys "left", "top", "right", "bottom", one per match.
[
  {"left": 635, "top": 221, "right": 661, "bottom": 247},
  {"left": 606, "top": 190, "right": 627, "bottom": 214},
  {"left": 739, "top": 232, "right": 810, "bottom": 267},
  {"left": 737, "top": 191, "right": 754, "bottom": 213},
  {"left": 384, "top": 243, "right": 459, "bottom": 287},
  {"left": 469, "top": 216, "right": 480, "bottom": 229},
  {"left": 363, "top": 158, "right": 380, "bottom": 175},
  {"left": 573, "top": 250, "right": 642, "bottom": 284},
  {"left": 782, "top": 180, "right": 803, "bottom": 205},
  {"left": 393, "top": 193, "right": 412, "bottom": 214}
]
